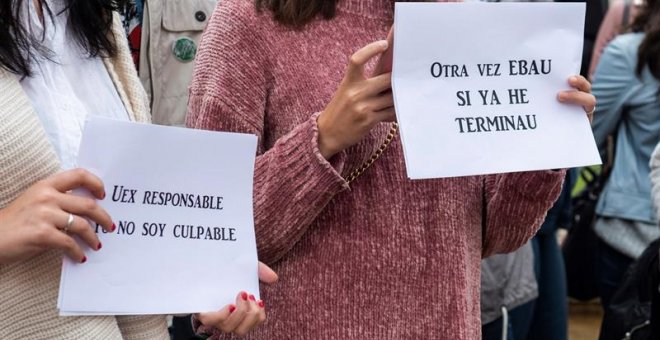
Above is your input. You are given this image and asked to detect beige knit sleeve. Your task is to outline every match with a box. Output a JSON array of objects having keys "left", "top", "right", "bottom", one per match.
[{"left": 116, "top": 315, "right": 169, "bottom": 340}]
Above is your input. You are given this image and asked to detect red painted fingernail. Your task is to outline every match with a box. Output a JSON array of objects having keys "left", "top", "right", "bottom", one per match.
[
  {"left": 81, "top": 256, "right": 87, "bottom": 264},
  {"left": 97, "top": 242, "right": 102, "bottom": 250},
  {"left": 258, "top": 300, "right": 265, "bottom": 308},
  {"left": 229, "top": 305, "right": 236, "bottom": 313},
  {"left": 111, "top": 224, "right": 116, "bottom": 232},
  {"left": 248, "top": 294, "right": 256, "bottom": 301},
  {"left": 241, "top": 292, "right": 248, "bottom": 301}
]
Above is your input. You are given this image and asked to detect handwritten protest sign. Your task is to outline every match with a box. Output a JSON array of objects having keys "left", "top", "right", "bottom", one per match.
[
  {"left": 58, "top": 117, "right": 259, "bottom": 315},
  {"left": 392, "top": 3, "right": 601, "bottom": 179}
]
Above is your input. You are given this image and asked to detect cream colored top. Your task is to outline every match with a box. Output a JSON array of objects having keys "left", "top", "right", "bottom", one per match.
[{"left": 20, "top": 0, "right": 130, "bottom": 169}]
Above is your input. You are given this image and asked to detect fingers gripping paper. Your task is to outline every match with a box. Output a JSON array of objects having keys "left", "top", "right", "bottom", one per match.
[{"left": 58, "top": 117, "right": 259, "bottom": 315}]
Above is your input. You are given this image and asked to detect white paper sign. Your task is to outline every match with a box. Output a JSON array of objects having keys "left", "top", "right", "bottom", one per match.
[
  {"left": 58, "top": 117, "right": 259, "bottom": 315},
  {"left": 392, "top": 3, "right": 601, "bottom": 179}
]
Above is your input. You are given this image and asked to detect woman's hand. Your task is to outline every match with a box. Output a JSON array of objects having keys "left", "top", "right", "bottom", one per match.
[
  {"left": 557, "top": 75, "right": 597, "bottom": 123},
  {"left": 0, "top": 168, "right": 114, "bottom": 265},
  {"left": 317, "top": 40, "right": 396, "bottom": 159},
  {"left": 196, "top": 262, "right": 278, "bottom": 337}
]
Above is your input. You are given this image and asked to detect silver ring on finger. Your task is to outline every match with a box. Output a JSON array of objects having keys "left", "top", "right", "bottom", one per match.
[
  {"left": 62, "top": 213, "right": 74, "bottom": 234},
  {"left": 585, "top": 105, "right": 596, "bottom": 115}
]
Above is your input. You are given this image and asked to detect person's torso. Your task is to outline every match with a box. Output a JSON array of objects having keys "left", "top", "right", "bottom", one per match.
[
  {"left": 597, "top": 33, "right": 660, "bottom": 223},
  {"left": 217, "top": 3, "right": 485, "bottom": 338},
  {"left": 0, "top": 6, "right": 165, "bottom": 339}
]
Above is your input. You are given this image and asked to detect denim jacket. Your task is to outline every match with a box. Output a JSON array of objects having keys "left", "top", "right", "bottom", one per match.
[
  {"left": 652, "top": 143, "right": 660, "bottom": 223},
  {"left": 592, "top": 33, "right": 660, "bottom": 224}
]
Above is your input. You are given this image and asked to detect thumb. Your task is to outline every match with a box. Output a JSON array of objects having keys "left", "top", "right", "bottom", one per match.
[{"left": 258, "top": 261, "right": 278, "bottom": 284}]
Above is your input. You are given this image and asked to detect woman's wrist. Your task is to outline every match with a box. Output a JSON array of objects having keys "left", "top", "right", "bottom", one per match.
[{"left": 316, "top": 114, "right": 340, "bottom": 159}]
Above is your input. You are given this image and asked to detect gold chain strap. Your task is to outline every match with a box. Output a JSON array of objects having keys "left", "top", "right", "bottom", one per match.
[{"left": 344, "top": 122, "right": 399, "bottom": 184}]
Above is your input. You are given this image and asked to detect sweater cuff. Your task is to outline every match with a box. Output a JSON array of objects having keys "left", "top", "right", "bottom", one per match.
[{"left": 306, "top": 112, "right": 349, "bottom": 191}]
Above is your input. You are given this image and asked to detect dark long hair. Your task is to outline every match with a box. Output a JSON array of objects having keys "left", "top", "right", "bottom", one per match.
[
  {"left": 255, "top": 0, "right": 429, "bottom": 29},
  {"left": 630, "top": 0, "right": 660, "bottom": 79},
  {"left": 255, "top": 0, "right": 337, "bottom": 28},
  {"left": 0, "top": 0, "right": 124, "bottom": 76}
]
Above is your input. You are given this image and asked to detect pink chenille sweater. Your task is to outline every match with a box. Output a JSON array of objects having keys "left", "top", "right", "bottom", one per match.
[{"left": 186, "top": 0, "right": 564, "bottom": 338}]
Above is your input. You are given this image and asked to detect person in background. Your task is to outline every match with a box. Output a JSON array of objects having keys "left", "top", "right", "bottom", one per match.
[
  {"left": 481, "top": 243, "right": 538, "bottom": 340},
  {"left": 590, "top": 0, "right": 660, "bottom": 311},
  {"left": 589, "top": 0, "right": 643, "bottom": 79},
  {"left": 119, "top": 0, "right": 144, "bottom": 67},
  {"left": 652, "top": 143, "right": 660, "bottom": 223},
  {"left": 651, "top": 134, "right": 660, "bottom": 340},
  {"left": 186, "top": 0, "right": 596, "bottom": 338},
  {"left": 121, "top": 0, "right": 217, "bottom": 127},
  {"left": 139, "top": 0, "right": 218, "bottom": 127},
  {"left": 472, "top": 3, "right": 569, "bottom": 340},
  {"left": 526, "top": 172, "right": 574, "bottom": 340},
  {"left": 0, "top": 0, "right": 269, "bottom": 338},
  {"left": 556, "top": 0, "right": 608, "bottom": 78}
]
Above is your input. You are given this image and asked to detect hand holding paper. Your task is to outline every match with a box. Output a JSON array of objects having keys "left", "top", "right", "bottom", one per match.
[
  {"left": 58, "top": 118, "right": 262, "bottom": 317},
  {"left": 391, "top": 2, "right": 601, "bottom": 179},
  {"left": 558, "top": 75, "right": 597, "bottom": 123},
  {"left": 196, "top": 262, "right": 277, "bottom": 337},
  {"left": 0, "top": 168, "right": 113, "bottom": 265},
  {"left": 317, "top": 40, "right": 396, "bottom": 159}
]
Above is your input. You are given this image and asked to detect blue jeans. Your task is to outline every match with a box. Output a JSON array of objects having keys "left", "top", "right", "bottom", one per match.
[{"left": 482, "top": 301, "right": 536, "bottom": 340}]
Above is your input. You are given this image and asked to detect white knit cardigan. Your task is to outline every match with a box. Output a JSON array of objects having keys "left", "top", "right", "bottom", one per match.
[{"left": 0, "top": 13, "right": 169, "bottom": 340}]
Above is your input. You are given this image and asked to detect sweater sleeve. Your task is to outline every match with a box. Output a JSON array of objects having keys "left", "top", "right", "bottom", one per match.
[
  {"left": 116, "top": 315, "right": 169, "bottom": 340},
  {"left": 482, "top": 170, "right": 565, "bottom": 258},
  {"left": 651, "top": 142, "right": 660, "bottom": 225},
  {"left": 186, "top": 0, "right": 349, "bottom": 265}
]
